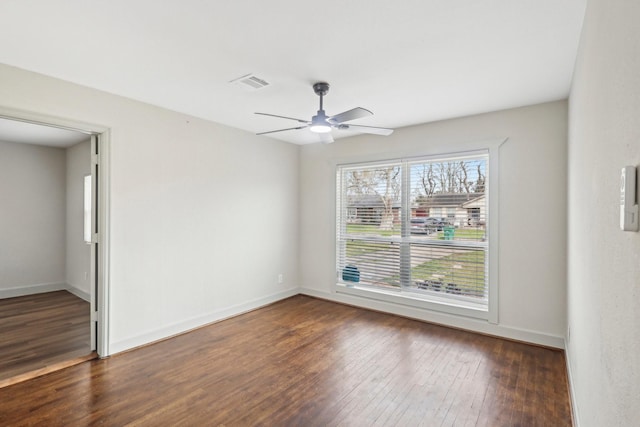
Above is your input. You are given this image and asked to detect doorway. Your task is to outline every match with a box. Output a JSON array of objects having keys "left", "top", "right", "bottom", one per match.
[{"left": 0, "top": 112, "right": 109, "bottom": 385}]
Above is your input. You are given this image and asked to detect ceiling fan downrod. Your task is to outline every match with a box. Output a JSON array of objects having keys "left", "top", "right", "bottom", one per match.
[{"left": 313, "top": 82, "right": 330, "bottom": 112}]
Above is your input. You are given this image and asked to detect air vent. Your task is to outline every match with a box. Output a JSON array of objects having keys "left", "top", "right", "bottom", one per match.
[{"left": 229, "top": 73, "right": 270, "bottom": 91}]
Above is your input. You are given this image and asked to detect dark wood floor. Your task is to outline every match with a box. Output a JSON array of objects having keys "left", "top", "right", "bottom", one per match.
[
  {"left": 0, "top": 290, "right": 92, "bottom": 384},
  {"left": 0, "top": 295, "right": 572, "bottom": 426}
]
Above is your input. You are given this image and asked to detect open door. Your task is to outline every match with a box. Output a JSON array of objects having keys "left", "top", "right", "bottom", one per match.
[
  {"left": 90, "top": 134, "right": 99, "bottom": 351},
  {"left": 0, "top": 108, "right": 110, "bottom": 360},
  {"left": 90, "top": 130, "right": 110, "bottom": 357}
]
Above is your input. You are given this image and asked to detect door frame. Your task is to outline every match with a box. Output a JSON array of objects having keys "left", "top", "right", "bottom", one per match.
[{"left": 0, "top": 106, "right": 111, "bottom": 357}]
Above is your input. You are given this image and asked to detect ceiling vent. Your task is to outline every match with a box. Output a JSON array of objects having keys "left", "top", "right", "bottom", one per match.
[{"left": 229, "top": 73, "right": 270, "bottom": 91}]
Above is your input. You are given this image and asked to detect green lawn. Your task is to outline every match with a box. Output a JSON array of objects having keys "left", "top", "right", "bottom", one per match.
[
  {"left": 346, "top": 223, "right": 400, "bottom": 236},
  {"left": 343, "top": 225, "right": 487, "bottom": 297},
  {"left": 345, "top": 224, "right": 399, "bottom": 257},
  {"left": 346, "top": 240, "right": 394, "bottom": 257},
  {"left": 347, "top": 224, "right": 400, "bottom": 257},
  {"left": 411, "top": 250, "right": 485, "bottom": 286}
]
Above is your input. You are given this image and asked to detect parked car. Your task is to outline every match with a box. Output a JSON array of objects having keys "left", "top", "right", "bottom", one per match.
[
  {"left": 425, "top": 217, "right": 448, "bottom": 231},
  {"left": 410, "top": 217, "right": 430, "bottom": 234}
]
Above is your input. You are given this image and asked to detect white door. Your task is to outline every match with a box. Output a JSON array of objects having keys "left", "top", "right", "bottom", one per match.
[{"left": 89, "top": 134, "right": 99, "bottom": 351}]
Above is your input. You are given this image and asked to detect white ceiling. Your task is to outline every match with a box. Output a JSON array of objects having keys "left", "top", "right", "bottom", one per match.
[{"left": 0, "top": 0, "right": 586, "bottom": 145}]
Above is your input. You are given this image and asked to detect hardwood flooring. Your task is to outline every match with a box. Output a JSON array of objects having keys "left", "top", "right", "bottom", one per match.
[
  {"left": 0, "top": 295, "right": 572, "bottom": 426},
  {"left": 0, "top": 290, "right": 92, "bottom": 385}
]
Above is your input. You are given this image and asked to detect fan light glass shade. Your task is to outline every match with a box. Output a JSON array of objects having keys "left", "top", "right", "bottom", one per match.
[
  {"left": 310, "top": 114, "right": 332, "bottom": 133},
  {"left": 310, "top": 123, "right": 332, "bottom": 133}
]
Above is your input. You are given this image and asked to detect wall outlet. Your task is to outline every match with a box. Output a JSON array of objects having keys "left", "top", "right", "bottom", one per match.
[{"left": 278, "top": 274, "right": 284, "bottom": 284}]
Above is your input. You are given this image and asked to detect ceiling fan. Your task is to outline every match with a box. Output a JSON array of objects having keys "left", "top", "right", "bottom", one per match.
[{"left": 255, "top": 82, "right": 394, "bottom": 143}]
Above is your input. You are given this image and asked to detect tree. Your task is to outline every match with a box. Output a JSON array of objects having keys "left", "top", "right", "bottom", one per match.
[
  {"left": 413, "top": 159, "right": 486, "bottom": 203},
  {"left": 474, "top": 163, "right": 485, "bottom": 193},
  {"left": 420, "top": 163, "right": 436, "bottom": 197},
  {"left": 378, "top": 167, "right": 400, "bottom": 230},
  {"left": 457, "top": 161, "right": 472, "bottom": 193},
  {"left": 346, "top": 166, "right": 400, "bottom": 230}
]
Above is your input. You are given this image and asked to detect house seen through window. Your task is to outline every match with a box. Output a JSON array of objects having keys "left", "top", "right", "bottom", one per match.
[{"left": 336, "top": 152, "right": 489, "bottom": 312}]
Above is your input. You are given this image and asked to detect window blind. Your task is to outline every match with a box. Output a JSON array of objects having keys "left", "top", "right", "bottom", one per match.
[{"left": 336, "top": 153, "right": 489, "bottom": 310}]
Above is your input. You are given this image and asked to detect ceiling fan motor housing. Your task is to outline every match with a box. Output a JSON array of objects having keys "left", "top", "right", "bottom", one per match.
[{"left": 313, "top": 82, "right": 330, "bottom": 97}]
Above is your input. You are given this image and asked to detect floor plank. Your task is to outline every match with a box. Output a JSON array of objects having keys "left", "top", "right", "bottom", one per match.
[
  {"left": 0, "top": 290, "right": 92, "bottom": 383},
  {"left": 0, "top": 295, "right": 572, "bottom": 426}
]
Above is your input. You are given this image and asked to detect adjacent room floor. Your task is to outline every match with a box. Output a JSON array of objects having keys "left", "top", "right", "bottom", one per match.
[
  {"left": 0, "top": 295, "right": 572, "bottom": 426},
  {"left": 0, "top": 290, "right": 92, "bottom": 386}
]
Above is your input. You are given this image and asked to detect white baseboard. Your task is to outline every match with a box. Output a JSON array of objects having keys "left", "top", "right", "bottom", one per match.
[
  {"left": 564, "top": 339, "right": 580, "bottom": 427},
  {"left": 300, "top": 287, "right": 565, "bottom": 349},
  {"left": 0, "top": 282, "right": 67, "bottom": 299},
  {"left": 65, "top": 284, "right": 90, "bottom": 302},
  {"left": 110, "top": 285, "right": 564, "bottom": 356},
  {"left": 109, "top": 287, "right": 299, "bottom": 355}
]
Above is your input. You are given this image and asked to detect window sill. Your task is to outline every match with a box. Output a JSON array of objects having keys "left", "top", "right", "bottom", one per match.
[{"left": 335, "top": 282, "right": 489, "bottom": 321}]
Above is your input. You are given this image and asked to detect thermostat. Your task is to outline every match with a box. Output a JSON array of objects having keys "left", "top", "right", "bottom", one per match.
[{"left": 620, "top": 166, "right": 639, "bottom": 231}]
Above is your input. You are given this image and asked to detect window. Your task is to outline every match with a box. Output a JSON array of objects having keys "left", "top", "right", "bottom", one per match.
[
  {"left": 336, "top": 151, "right": 490, "bottom": 316},
  {"left": 84, "top": 175, "right": 92, "bottom": 244}
]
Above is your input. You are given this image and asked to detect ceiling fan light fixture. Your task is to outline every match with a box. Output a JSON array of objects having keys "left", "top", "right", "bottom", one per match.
[
  {"left": 309, "top": 123, "right": 332, "bottom": 133},
  {"left": 309, "top": 115, "right": 332, "bottom": 133}
]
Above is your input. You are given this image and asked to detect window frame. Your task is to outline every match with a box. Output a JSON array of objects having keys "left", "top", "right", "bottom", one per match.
[{"left": 333, "top": 141, "right": 504, "bottom": 323}]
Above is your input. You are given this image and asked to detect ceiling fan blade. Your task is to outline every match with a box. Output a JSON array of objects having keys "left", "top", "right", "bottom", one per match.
[
  {"left": 255, "top": 112, "right": 309, "bottom": 124},
  {"left": 342, "top": 124, "right": 394, "bottom": 136},
  {"left": 319, "top": 132, "right": 334, "bottom": 144},
  {"left": 256, "top": 125, "right": 308, "bottom": 136},
  {"left": 329, "top": 107, "right": 373, "bottom": 124}
]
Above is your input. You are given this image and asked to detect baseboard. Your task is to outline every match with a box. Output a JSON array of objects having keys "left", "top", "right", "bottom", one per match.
[
  {"left": 65, "top": 284, "right": 90, "bottom": 302},
  {"left": 564, "top": 339, "right": 580, "bottom": 427},
  {"left": 0, "top": 282, "right": 67, "bottom": 299},
  {"left": 300, "top": 287, "right": 565, "bottom": 349},
  {"left": 109, "top": 287, "right": 299, "bottom": 355},
  {"left": 110, "top": 285, "right": 564, "bottom": 356}
]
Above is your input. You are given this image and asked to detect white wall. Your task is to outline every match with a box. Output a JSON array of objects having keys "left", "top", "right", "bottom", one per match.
[
  {"left": 0, "top": 140, "right": 66, "bottom": 297},
  {"left": 65, "top": 139, "right": 91, "bottom": 300},
  {"left": 0, "top": 63, "right": 299, "bottom": 354},
  {"left": 299, "top": 101, "right": 568, "bottom": 346},
  {"left": 567, "top": 0, "right": 640, "bottom": 425}
]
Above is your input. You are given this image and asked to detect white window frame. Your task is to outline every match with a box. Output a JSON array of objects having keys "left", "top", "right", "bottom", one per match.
[{"left": 334, "top": 140, "right": 504, "bottom": 323}]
